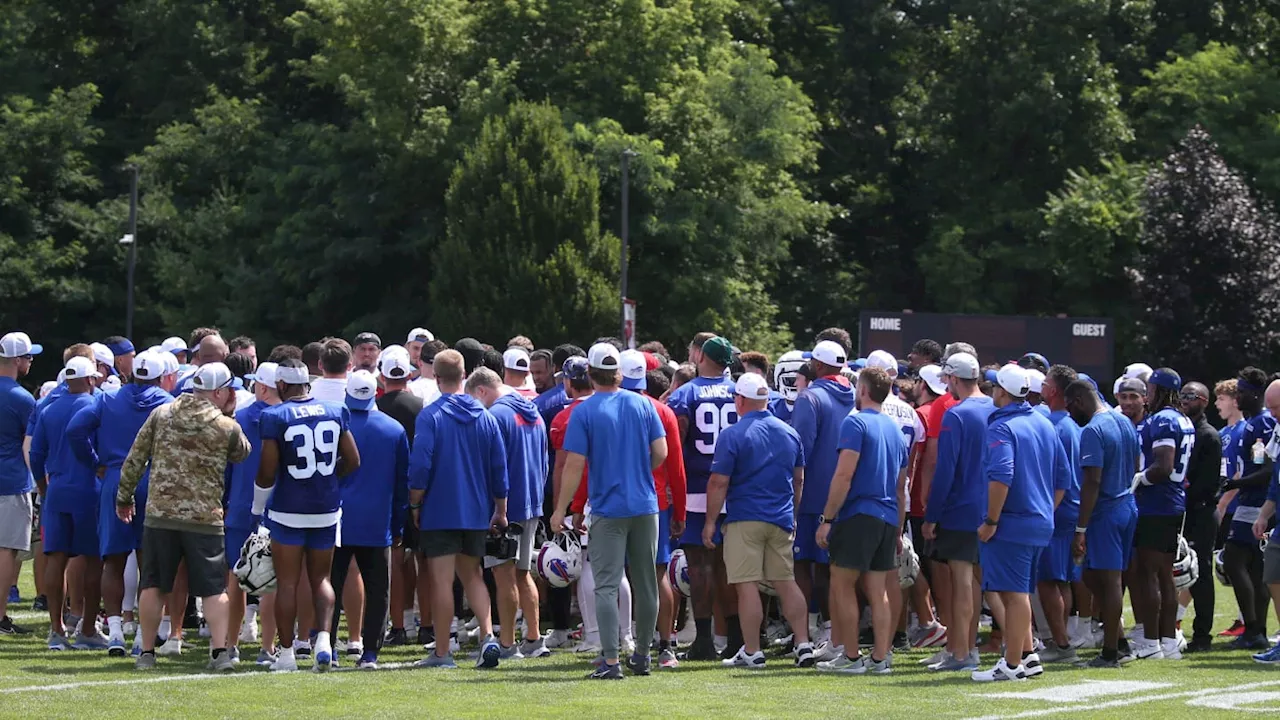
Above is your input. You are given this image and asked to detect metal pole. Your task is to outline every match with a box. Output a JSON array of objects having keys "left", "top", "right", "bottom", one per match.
[
  {"left": 620, "top": 149, "right": 636, "bottom": 340},
  {"left": 126, "top": 166, "right": 138, "bottom": 339}
]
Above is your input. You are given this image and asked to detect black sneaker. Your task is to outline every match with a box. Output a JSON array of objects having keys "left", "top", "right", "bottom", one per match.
[
  {"left": 626, "top": 652, "right": 651, "bottom": 676},
  {"left": 1086, "top": 654, "right": 1119, "bottom": 669},
  {"left": 416, "top": 626, "right": 434, "bottom": 647},
  {"left": 858, "top": 628, "right": 875, "bottom": 648},
  {"left": 32, "top": 595, "right": 48, "bottom": 612},
  {"left": 588, "top": 662, "right": 624, "bottom": 680},
  {"left": 0, "top": 616, "right": 31, "bottom": 635},
  {"left": 893, "top": 631, "right": 911, "bottom": 653},
  {"left": 384, "top": 628, "right": 407, "bottom": 646},
  {"left": 1184, "top": 636, "right": 1213, "bottom": 653},
  {"left": 678, "top": 637, "right": 717, "bottom": 661}
]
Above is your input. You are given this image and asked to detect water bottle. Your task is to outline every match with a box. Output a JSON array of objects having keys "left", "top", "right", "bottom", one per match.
[{"left": 1253, "top": 439, "right": 1266, "bottom": 464}]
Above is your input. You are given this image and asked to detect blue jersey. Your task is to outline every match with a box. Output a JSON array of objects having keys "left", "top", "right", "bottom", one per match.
[
  {"left": 1234, "top": 411, "right": 1275, "bottom": 509},
  {"left": 1222, "top": 419, "right": 1245, "bottom": 482},
  {"left": 260, "top": 397, "right": 351, "bottom": 517},
  {"left": 768, "top": 396, "right": 793, "bottom": 423},
  {"left": 1080, "top": 410, "right": 1140, "bottom": 512},
  {"left": 1047, "top": 409, "right": 1082, "bottom": 536},
  {"left": 1136, "top": 407, "right": 1195, "bottom": 516},
  {"left": 667, "top": 376, "right": 738, "bottom": 510}
]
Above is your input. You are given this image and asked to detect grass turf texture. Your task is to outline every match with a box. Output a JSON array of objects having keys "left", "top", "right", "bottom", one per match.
[{"left": 1, "top": 567, "right": 1279, "bottom": 719}]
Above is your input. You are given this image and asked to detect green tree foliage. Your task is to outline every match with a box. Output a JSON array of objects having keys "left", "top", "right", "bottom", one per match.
[
  {"left": 433, "top": 102, "right": 618, "bottom": 344},
  {"left": 1137, "top": 126, "right": 1280, "bottom": 381}
]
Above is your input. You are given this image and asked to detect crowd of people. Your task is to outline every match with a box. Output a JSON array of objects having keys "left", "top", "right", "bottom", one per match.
[{"left": 0, "top": 324, "right": 1278, "bottom": 683}]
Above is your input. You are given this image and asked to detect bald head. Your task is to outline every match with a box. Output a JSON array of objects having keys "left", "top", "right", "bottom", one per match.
[
  {"left": 1265, "top": 380, "right": 1280, "bottom": 419},
  {"left": 196, "top": 335, "right": 228, "bottom": 366}
]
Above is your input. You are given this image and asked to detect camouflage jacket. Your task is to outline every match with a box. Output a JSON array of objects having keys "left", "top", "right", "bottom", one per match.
[{"left": 118, "top": 393, "right": 251, "bottom": 534}]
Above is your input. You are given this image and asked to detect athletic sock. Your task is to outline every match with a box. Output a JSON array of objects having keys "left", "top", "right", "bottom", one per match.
[
  {"left": 725, "top": 615, "right": 743, "bottom": 649},
  {"left": 315, "top": 631, "right": 332, "bottom": 656},
  {"left": 158, "top": 616, "right": 171, "bottom": 639},
  {"left": 694, "top": 618, "right": 712, "bottom": 643},
  {"left": 212, "top": 647, "right": 227, "bottom": 659},
  {"left": 107, "top": 615, "right": 123, "bottom": 641},
  {"left": 1101, "top": 646, "right": 1118, "bottom": 661},
  {"left": 404, "top": 610, "right": 415, "bottom": 629},
  {"left": 1175, "top": 605, "right": 1187, "bottom": 622}
]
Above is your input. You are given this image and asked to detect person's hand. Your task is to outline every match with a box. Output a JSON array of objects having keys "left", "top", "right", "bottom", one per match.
[
  {"left": 921, "top": 522, "right": 936, "bottom": 541},
  {"left": 1072, "top": 532, "right": 1086, "bottom": 561},
  {"left": 392, "top": 536, "right": 402, "bottom": 548},
  {"left": 670, "top": 519, "right": 685, "bottom": 539},
  {"left": 702, "top": 522, "right": 717, "bottom": 550},
  {"left": 896, "top": 534, "right": 903, "bottom": 553},
  {"left": 491, "top": 511, "right": 508, "bottom": 533},
  {"left": 977, "top": 523, "right": 996, "bottom": 542},
  {"left": 550, "top": 510, "right": 567, "bottom": 534},
  {"left": 117, "top": 503, "right": 135, "bottom": 523},
  {"left": 816, "top": 522, "right": 831, "bottom": 550},
  {"left": 1255, "top": 517, "right": 1270, "bottom": 540}
]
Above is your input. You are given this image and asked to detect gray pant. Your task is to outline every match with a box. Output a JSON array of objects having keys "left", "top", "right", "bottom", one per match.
[{"left": 589, "top": 514, "right": 659, "bottom": 661}]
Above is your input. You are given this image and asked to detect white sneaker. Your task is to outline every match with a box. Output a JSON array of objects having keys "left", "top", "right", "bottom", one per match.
[
  {"left": 1175, "top": 629, "right": 1187, "bottom": 653},
  {"left": 920, "top": 648, "right": 950, "bottom": 665},
  {"left": 971, "top": 658, "right": 1027, "bottom": 682},
  {"left": 543, "top": 629, "right": 572, "bottom": 649},
  {"left": 813, "top": 623, "right": 832, "bottom": 647},
  {"left": 713, "top": 635, "right": 728, "bottom": 655},
  {"left": 271, "top": 652, "right": 299, "bottom": 672},
  {"left": 239, "top": 616, "right": 258, "bottom": 644},
  {"left": 1160, "top": 637, "right": 1182, "bottom": 660},
  {"left": 722, "top": 646, "right": 766, "bottom": 669},
  {"left": 1023, "top": 652, "right": 1043, "bottom": 677},
  {"left": 573, "top": 641, "right": 601, "bottom": 655},
  {"left": 814, "top": 642, "right": 845, "bottom": 663},
  {"left": 1126, "top": 624, "right": 1145, "bottom": 642},
  {"left": 1134, "top": 639, "right": 1164, "bottom": 660},
  {"left": 123, "top": 621, "right": 138, "bottom": 638},
  {"left": 621, "top": 635, "right": 636, "bottom": 657},
  {"left": 156, "top": 637, "right": 183, "bottom": 657}
]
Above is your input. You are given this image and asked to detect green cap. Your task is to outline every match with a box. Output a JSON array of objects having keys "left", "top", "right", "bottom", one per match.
[{"left": 702, "top": 336, "right": 734, "bottom": 367}]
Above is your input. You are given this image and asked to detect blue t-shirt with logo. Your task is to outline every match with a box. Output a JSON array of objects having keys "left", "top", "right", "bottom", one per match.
[
  {"left": 710, "top": 410, "right": 804, "bottom": 530},
  {"left": 836, "top": 409, "right": 908, "bottom": 524},
  {"left": 1079, "top": 410, "right": 1140, "bottom": 513},
  {"left": 1047, "top": 409, "right": 1082, "bottom": 536}
]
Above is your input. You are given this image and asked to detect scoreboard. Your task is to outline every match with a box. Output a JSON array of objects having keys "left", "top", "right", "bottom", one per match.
[{"left": 858, "top": 311, "right": 1115, "bottom": 382}]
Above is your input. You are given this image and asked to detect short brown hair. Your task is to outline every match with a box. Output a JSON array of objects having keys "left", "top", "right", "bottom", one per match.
[
  {"left": 739, "top": 351, "right": 770, "bottom": 377},
  {"left": 433, "top": 350, "right": 465, "bottom": 385},
  {"left": 1215, "top": 378, "right": 1238, "bottom": 399},
  {"left": 638, "top": 341, "right": 670, "bottom": 360},
  {"left": 64, "top": 343, "right": 94, "bottom": 363},
  {"left": 690, "top": 332, "right": 716, "bottom": 351},
  {"left": 859, "top": 367, "right": 892, "bottom": 403},
  {"left": 188, "top": 327, "right": 221, "bottom": 348},
  {"left": 320, "top": 338, "right": 352, "bottom": 375},
  {"left": 507, "top": 335, "right": 535, "bottom": 353},
  {"left": 589, "top": 368, "right": 620, "bottom": 387},
  {"left": 464, "top": 366, "right": 503, "bottom": 394},
  {"left": 815, "top": 327, "right": 852, "bottom": 355}
]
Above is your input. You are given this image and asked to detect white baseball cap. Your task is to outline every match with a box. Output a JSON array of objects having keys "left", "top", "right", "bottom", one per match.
[
  {"left": 378, "top": 345, "right": 414, "bottom": 380},
  {"left": 276, "top": 362, "right": 310, "bottom": 386},
  {"left": 1123, "top": 362, "right": 1153, "bottom": 382},
  {"left": 406, "top": 327, "right": 434, "bottom": 344},
  {"left": 996, "top": 364, "right": 1030, "bottom": 398},
  {"left": 503, "top": 347, "right": 531, "bottom": 373},
  {"left": 735, "top": 372, "right": 771, "bottom": 401},
  {"left": 159, "top": 352, "right": 180, "bottom": 377},
  {"left": 619, "top": 349, "right": 647, "bottom": 391},
  {"left": 0, "top": 332, "right": 42, "bottom": 358},
  {"left": 810, "top": 340, "right": 847, "bottom": 367},
  {"left": 942, "top": 352, "right": 980, "bottom": 380},
  {"left": 866, "top": 350, "right": 898, "bottom": 377},
  {"left": 919, "top": 364, "right": 948, "bottom": 396},
  {"left": 346, "top": 369, "right": 378, "bottom": 411},
  {"left": 90, "top": 342, "right": 115, "bottom": 369},
  {"left": 1026, "top": 368, "right": 1045, "bottom": 395},
  {"left": 588, "top": 343, "right": 621, "bottom": 371},
  {"left": 191, "top": 362, "right": 234, "bottom": 391},
  {"left": 38, "top": 380, "right": 56, "bottom": 398},
  {"left": 102, "top": 375, "right": 122, "bottom": 390},
  {"left": 132, "top": 351, "right": 168, "bottom": 381},
  {"left": 160, "top": 337, "right": 187, "bottom": 354},
  {"left": 64, "top": 356, "right": 102, "bottom": 380},
  {"left": 247, "top": 361, "right": 278, "bottom": 388}
]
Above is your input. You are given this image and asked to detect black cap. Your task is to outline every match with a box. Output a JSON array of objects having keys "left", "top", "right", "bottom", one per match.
[
  {"left": 455, "top": 338, "right": 485, "bottom": 375},
  {"left": 354, "top": 332, "right": 382, "bottom": 349}
]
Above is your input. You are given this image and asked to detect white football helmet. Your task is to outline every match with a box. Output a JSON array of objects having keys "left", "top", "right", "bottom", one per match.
[
  {"left": 668, "top": 549, "right": 692, "bottom": 597},
  {"left": 1213, "top": 548, "right": 1230, "bottom": 587},
  {"left": 233, "top": 526, "right": 277, "bottom": 595},
  {"left": 536, "top": 531, "right": 583, "bottom": 588},
  {"left": 1172, "top": 535, "right": 1197, "bottom": 591},
  {"left": 774, "top": 351, "right": 806, "bottom": 402},
  {"left": 896, "top": 534, "right": 920, "bottom": 589}
]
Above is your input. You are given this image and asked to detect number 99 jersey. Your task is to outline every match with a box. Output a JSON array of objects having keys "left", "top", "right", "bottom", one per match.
[
  {"left": 667, "top": 375, "right": 738, "bottom": 512},
  {"left": 1136, "top": 407, "right": 1194, "bottom": 517},
  {"left": 260, "top": 398, "right": 351, "bottom": 516}
]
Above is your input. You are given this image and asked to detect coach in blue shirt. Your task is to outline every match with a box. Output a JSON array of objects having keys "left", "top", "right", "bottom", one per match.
[
  {"left": 972, "top": 365, "right": 1068, "bottom": 683},
  {"left": 551, "top": 343, "right": 667, "bottom": 679},
  {"left": 0, "top": 332, "right": 38, "bottom": 636}
]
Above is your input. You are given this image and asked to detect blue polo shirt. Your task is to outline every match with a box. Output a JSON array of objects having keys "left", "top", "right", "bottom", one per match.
[
  {"left": 1047, "top": 408, "right": 1082, "bottom": 537},
  {"left": 709, "top": 410, "right": 805, "bottom": 531},
  {"left": 836, "top": 408, "right": 908, "bottom": 524},
  {"left": 985, "top": 402, "right": 1066, "bottom": 546},
  {"left": 563, "top": 389, "right": 664, "bottom": 519},
  {"left": 0, "top": 377, "right": 35, "bottom": 495},
  {"left": 924, "top": 395, "right": 995, "bottom": 530},
  {"left": 1079, "top": 410, "right": 1140, "bottom": 512}
]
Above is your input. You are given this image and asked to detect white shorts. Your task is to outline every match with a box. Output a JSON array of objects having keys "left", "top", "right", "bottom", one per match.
[
  {"left": 0, "top": 492, "right": 34, "bottom": 553},
  {"left": 483, "top": 521, "right": 538, "bottom": 571}
]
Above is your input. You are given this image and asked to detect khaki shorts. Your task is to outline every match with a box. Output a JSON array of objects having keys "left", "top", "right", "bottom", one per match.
[{"left": 723, "top": 521, "right": 794, "bottom": 584}]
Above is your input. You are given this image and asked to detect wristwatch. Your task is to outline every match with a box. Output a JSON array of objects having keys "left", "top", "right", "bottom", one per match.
[
  {"left": 818, "top": 514, "right": 831, "bottom": 525},
  {"left": 982, "top": 516, "right": 998, "bottom": 527}
]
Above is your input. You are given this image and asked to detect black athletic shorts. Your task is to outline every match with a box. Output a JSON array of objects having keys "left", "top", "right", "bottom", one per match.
[
  {"left": 140, "top": 526, "right": 227, "bottom": 597},
  {"left": 419, "top": 529, "right": 486, "bottom": 559},
  {"left": 932, "top": 526, "right": 980, "bottom": 565},
  {"left": 1134, "top": 514, "right": 1182, "bottom": 554},
  {"left": 829, "top": 515, "right": 897, "bottom": 573}
]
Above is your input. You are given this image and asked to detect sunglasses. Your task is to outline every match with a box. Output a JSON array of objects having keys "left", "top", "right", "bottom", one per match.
[{"left": 1178, "top": 392, "right": 1206, "bottom": 402}]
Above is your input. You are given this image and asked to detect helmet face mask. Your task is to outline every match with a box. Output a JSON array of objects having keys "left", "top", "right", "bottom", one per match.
[
  {"left": 1172, "top": 535, "right": 1197, "bottom": 592},
  {"left": 233, "top": 526, "right": 277, "bottom": 595},
  {"left": 536, "top": 530, "right": 583, "bottom": 588},
  {"left": 774, "top": 350, "right": 806, "bottom": 402}
]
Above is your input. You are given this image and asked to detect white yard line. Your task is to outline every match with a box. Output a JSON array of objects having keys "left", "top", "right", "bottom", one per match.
[
  {"left": 0, "top": 660, "right": 420, "bottom": 694},
  {"left": 965, "top": 679, "right": 1280, "bottom": 720}
]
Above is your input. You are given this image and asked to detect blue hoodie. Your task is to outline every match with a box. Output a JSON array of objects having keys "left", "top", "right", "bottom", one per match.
[
  {"left": 66, "top": 383, "right": 173, "bottom": 518},
  {"left": 341, "top": 407, "right": 410, "bottom": 546},
  {"left": 790, "top": 377, "right": 855, "bottom": 515},
  {"left": 985, "top": 401, "right": 1069, "bottom": 546},
  {"left": 29, "top": 389, "right": 98, "bottom": 513},
  {"left": 225, "top": 400, "right": 271, "bottom": 528},
  {"left": 0, "top": 377, "right": 35, "bottom": 495},
  {"left": 410, "top": 393, "right": 508, "bottom": 531},
  {"left": 490, "top": 391, "right": 548, "bottom": 524},
  {"left": 1046, "top": 409, "right": 1082, "bottom": 536},
  {"left": 924, "top": 395, "right": 995, "bottom": 531}
]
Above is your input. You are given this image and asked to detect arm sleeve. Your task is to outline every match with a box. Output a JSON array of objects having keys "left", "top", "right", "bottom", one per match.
[
  {"left": 226, "top": 423, "right": 251, "bottom": 465},
  {"left": 923, "top": 412, "right": 959, "bottom": 524},
  {"left": 393, "top": 431, "right": 410, "bottom": 537},
  {"left": 837, "top": 414, "right": 864, "bottom": 453},
  {"left": 1079, "top": 424, "right": 1103, "bottom": 468},
  {"left": 408, "top": 412, "right": 434, "bottom": 492},
  {"left": 662, "top": 408, "right": 687, "bottom": 522},
  {"left": 645, "top": 401, "right": 665, "bottom": 443},
  {"left": 66, "top": 400, "right": 102, "bottom": 469},
  {"left": 666, "top": 385, "right": 690, "bottom": 419},
  {"left": 563, "top": 408, "right": 589, "bottom": 456},
  {"left": 985, "top": 423, "right": 1015, "bottom": 487},
  {"left": 118, "top": 411, "right": 158, "bottom": 505}
]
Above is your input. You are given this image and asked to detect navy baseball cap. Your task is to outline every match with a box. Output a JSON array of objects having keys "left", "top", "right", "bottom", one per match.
[{"left": 562, "top": 356, "right": 590, "bottom": 382}]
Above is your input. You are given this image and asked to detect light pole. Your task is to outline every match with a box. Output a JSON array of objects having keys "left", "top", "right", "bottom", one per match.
[
  {"left": 122, "top": 165, "right": 139, "bottom": 339},
  {"left": 620, "top": 149, "right": 637, "bottom": 343}
]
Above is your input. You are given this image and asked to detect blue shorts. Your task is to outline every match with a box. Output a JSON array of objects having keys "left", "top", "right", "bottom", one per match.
[
  {"left": 99, "top": 471, "right": 145, "bottom": 557},
  {"left": 225, "top": 525, "right": 255, "bottom": 567},
  {"left": 792, "top": 513, "right": 829, "bottom": 564},
  {"left": 1037, "top": 533, "right": 1081, "bottom": 583},
  {"left": 1228, "top": 518, "right": 1260, "bottom": 546},
  {"left": 980, "top": 540, "right": 1041, "bottom": 594},
  {"left": 267, "top": 519, "right": 337, "bottom": 550},
  {"left": 1084, "top": 500, "right": 1138, "bottom": 572},
  {"left": 43, "top": 505, "right": 100, "bottom": 558},
  {"left": 656, "top": 508, "right": 672, "bottom": 565},
  {"left": 681, "top": 511, "right": 722, "bottom": 548}
]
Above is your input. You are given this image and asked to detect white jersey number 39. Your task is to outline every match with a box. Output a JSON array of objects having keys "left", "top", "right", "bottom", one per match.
[{"left": 284, "top": 420, "right": 341, "bottom": 480}]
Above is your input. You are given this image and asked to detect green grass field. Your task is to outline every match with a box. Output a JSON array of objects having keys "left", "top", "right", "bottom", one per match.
[{"left": 2, "top": 565, "right": 1279, "bottom": 719}]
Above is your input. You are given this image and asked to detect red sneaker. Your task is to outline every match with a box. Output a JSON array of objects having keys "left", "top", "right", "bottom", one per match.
[{"left": 1219, "top": 620, "right": 1245, "bottom": 637}]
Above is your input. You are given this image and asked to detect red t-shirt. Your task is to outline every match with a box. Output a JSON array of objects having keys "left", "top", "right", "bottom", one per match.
[{"left": 909, "top": 393, "right": 957, "bottom": 517}]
